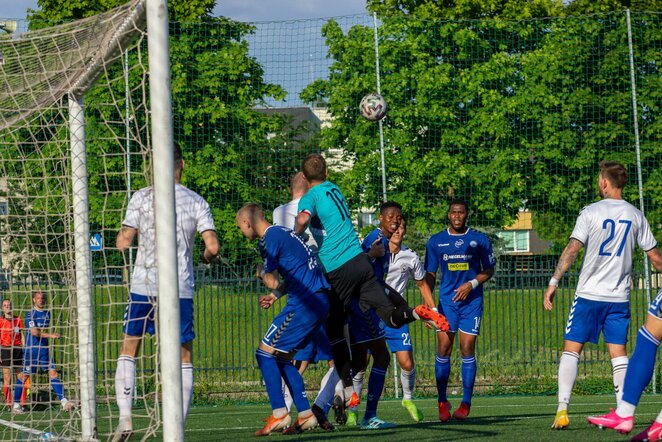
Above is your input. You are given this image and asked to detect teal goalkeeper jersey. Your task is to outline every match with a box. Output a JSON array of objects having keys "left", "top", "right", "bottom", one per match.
[{"left": 298, "top": 181, "right": 362, "bottom": 272}]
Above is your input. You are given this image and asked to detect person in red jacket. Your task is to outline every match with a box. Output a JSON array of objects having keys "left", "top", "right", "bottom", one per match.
[{"left": 0, "top": 299, "right": 24, "bottom": 405}]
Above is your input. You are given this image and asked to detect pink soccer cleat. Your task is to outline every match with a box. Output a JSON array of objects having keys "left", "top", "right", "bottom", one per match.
[
  {"left": 587, "top": 409, "right": 634, "bottom": 434},
  {"left": 630, "top": 421, "right": 662, "bottom": 442}
]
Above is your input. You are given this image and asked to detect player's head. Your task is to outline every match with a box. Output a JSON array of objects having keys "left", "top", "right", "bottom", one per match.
[
  {"left": 447, "top": 198, "right": 469, "bottom": 231},
  {"left": 302, "top": 153, "right": 327, "bottom": 182},
  {"left": 174, "top": 141, "right": 184, "bottom": 181},
  {"left": 599, "top": 160, "right": 627, "bottom": 197},
  {"left": 32, "top": 290, "right": 46, "bottom": 309},
  {"left": 236, "top": 203, "right": 266, "bottom": 240},
  {"left": 290, "top": 172, "right": 309, "bottom": 198},
  {"left": 390, "top": 215, "right": 406, "bottom": 247},
  {"left": 2, "top": 299, "right": 11, "bottom": 317},
  {"left": 379, "top": 201, "right": 402, "bottom": 236}
]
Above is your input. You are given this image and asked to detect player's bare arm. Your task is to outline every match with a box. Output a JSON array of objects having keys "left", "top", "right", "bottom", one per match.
[
  {"left": 294, "top": 211, "right": 310, "bottom": 235},
  {"left": 116, "top": 225, "right": 137, "bottom": 250},
  {"left": 452, "top": 268, "right": 495, "bottom": 303},
  {"left": 30, "top": 327, "right": 59, "bottom": 340},
  {"left": 201, "top": 230, "right": 220, "bottom": 264},
  {"left": 544, "top": 238, "right": 583, "bottom": 310},
  {"left": 415, "top": 278, "right": 436, "bottom": 308},
  {"left": 646, "top": 247, "right": 662, "bottom": 273}
]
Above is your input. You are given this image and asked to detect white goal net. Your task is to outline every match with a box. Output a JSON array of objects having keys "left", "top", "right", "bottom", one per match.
[{"left": 0, "top": 0, "right": 165, "bottom": 439}]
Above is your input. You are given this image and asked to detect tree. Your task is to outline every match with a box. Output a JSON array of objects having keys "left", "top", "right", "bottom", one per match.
[
  {"left": 301, "top": 0, "right": 662, "bottom": 251},
  {"left": 18, "top": 0, "right": 292, "bottom": 270}
]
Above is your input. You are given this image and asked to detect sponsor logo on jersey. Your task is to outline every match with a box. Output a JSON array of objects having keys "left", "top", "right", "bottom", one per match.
[
  {"left": 454, "top": 239, "right": 464, "bottom": 248},
  {"left": 442, "top": 254, "right": 473, "bottom": 261},
  {"left": 448, "top": 262, "right": 469, "bottom": 271},
  {"left": 439, "top": 243, "right": 450, "bottom": 247}
]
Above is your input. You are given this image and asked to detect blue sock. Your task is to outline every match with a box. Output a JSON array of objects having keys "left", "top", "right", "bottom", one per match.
[
  {"left": 13, "top": 378, "right": 24, "bottom": 404},
  {"left": 277, "top": 356, "right": 310, "bottom": 413},
  {"left": 461, "top": 356, "right": 477, "bottom": 405},
  {"left": 255, "top": 349, "right": 287, "bottom": 411},
  {"left": 622, "top": 326, "right": 660, "bottom": 406},
  {"left": 51, "top": 377, "right": 64, "bottom": 400},
  {"left": 435, "top": 355, "right": 450, "bottom": 403},
  {"left": 363, "top": 367, "right": 387, "bottom": 421}
]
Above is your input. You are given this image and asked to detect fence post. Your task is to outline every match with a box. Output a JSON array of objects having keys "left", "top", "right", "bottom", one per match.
[
  {"left": 626, "top": 8, "right": 654, "bottom": 394},
  {"left": 372, "top": 12, "right": 387, "bottom": 203}
]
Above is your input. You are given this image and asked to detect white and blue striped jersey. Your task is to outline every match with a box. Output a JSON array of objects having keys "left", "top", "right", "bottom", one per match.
[
  {"left": 122, "top": 184, "right": 216, "bottom": 299},
  {"left": 385, "top": 245, "right": 425, "bottom": 297},
  {"left": 571, "top": 198, "right": 657, "bottom": 302}
]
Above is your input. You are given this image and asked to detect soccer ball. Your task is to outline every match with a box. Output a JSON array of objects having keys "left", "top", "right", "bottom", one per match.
[{"left": 359, "top": 93, "right": 388, "bottom": 121}]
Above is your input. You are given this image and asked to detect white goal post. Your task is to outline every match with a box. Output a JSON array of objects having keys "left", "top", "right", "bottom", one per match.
[{"left": 0, "top": 0, "right": 181, "bottom": 439}]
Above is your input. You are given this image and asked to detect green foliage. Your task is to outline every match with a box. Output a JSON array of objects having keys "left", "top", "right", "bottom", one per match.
[{"left": 302, "top": 9, "right": 662, "bottom": 250}]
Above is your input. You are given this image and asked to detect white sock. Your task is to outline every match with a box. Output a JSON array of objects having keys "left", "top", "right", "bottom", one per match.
[
  {"left": 611, "top": 356, "right": 628, "bottom": 405},
  {"left": 314, "top": 367, "right": 339, "bottom": 409},
  {"left": 655, "top": 408, "right": 662, "bottom": 424},
  {"left": 400, "top": 368, "right": 416, "bottom": 400},
  {"left": 616, "top": 400, "right": 637, "bottom": 418},
  {"left": 282, "top": 378, "right": 293, "bottom": 413},
  {"left": 557, "top": 351, "right": 579, "bottom": 411},
  {"left": 352, "top": 370, "right": 365, "bottom": 398},
  {"left": 115, "top": 355, "right": 136, "bottom": 420},
  {"left": 182, "top": 363, "right": 193, "bottom": 420}
]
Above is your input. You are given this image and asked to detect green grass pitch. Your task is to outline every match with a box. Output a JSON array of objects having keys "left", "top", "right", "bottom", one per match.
[{"left": 108, "top": 395, "right": 662, "bottom": 440}]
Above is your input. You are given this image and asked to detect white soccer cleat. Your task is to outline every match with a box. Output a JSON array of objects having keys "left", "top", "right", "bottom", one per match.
[{"left": 112, "top": 417, "right": 134, "bottom": 442}]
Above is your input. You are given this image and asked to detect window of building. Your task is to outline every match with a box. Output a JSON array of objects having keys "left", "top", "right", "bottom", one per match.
[
  {"left": 358, "top": 211, "right": 378, "bottom": 229},
  {"left": 497, "top": 230, "right": 530, "bottom": 253}
]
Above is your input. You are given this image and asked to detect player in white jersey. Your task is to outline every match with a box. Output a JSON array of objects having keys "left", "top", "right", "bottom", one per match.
[
  {"left": 113, "top": 143, "right": 220, "bottom": 441},
  {"left": 544, "top": 161, "right": 660, "bottom": 430},
  {"left": 381, "top": 217, "right": 436, "bottom": 421}
]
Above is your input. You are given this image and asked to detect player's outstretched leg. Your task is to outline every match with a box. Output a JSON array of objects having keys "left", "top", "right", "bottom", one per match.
[
  {"left": 587, "top": 409, "right": 633, "bottom": 434},
  {"left": 413, "top": 305, "right": 450, "bottom": 332}
]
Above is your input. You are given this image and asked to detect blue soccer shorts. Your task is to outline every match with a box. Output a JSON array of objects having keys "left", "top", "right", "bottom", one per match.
[
  {"left": 564, "top": 296, "right": 630, "bottom": 345},
  {"left": 294, "top": 325, "right": 333, "bottom": 362},
  {"left": 262, "top": 293, "right": 329, "bottom": 354},
  {"left": 385, "top": 323, "right": 412, "bottom": 353},
  {"left": 122, "top": 292, "right": 195, "bottom": 344},
  {"left": 648, "top": 288, "right": 662, "bottom": 320},
  {"left": 22, "top": 348, "right": 56, "bottom": 375},
  {"left": 347, "top": 299, "right": 385, "bottom": 345},
  {"left": 438, "top": 295, "right": 483, "bottom": 335}
]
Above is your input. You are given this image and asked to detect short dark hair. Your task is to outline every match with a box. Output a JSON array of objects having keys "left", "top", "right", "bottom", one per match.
[
  {"left": 600, "top": 160, "right": 627, "bottom": 189},
  {"left": 399, "top": 214, "right": 407, "bottom": 231},
  {"left": 448, "top": 198, "right": 469, "bottom": 212},
  {"left": 302, "top": 153, "right": 327, "bottom": 181},
  {"left": 174, "top": 142, "right": 182, "bottom": 163},
  {"left": 379, "top": 201, "right": 402, "bottom": 214}
]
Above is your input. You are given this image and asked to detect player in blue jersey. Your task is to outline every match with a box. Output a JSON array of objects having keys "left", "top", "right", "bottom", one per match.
[
  {"left": 295, "top": 153, "right": 449, "bottom": 421},
  {"left": 12, "top": 291, "right": 74, "bottom": 413},
  {"left": 544, "top": 161, "right": 662, "bottom": 430},
  {"left": 587, "top": 288, "right": 662, "bottom": 439},
  {"left": 425, "top": 198, "right": 496, "bottom": 422},
  {"left": 237, "top": 203, "right": 330, "bottom": 436},
  {"left": 349, "top": 214, "right": 438, "bottom": 425},
  {"left": 341, "top": 201, "right": 403, "bottom": 429},
  {"left": 272, "top": 172, "right": 335, "bottom": 431}
]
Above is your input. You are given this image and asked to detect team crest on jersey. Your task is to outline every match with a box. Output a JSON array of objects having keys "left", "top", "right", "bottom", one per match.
[
  {"left": 469, "top": 240, "right": 477, "bottom": 248},
  {"left": 454, "top": 239, "right": 464, "bottom": 248}
]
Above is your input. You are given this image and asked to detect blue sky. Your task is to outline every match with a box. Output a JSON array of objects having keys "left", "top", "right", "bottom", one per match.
[
  {"left": 1, "top": 1, "right": 370, "bottom": 107},
  {"left": 1, "top": 1, "right": 368, "bottom": 21}
]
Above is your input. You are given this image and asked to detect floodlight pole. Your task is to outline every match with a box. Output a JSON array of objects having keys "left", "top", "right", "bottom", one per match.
[
  {"left": 146, "top": 0, "right": 184, "bottom": 440},
  {"left": 373, "top": 12, "right": 387, "bottom": 203}
]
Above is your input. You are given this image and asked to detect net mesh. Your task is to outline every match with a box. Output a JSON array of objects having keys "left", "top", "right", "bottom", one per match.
[{"left": 0, "top": 4, "right": 661, "bottom": 438}]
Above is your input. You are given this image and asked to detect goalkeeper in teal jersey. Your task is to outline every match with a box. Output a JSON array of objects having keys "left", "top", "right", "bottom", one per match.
[
  {"left": 295, "top": 153, "right": 449, "bottom": 422},
  {"left": 425, "top": 198, "right": 495, "bottom": 422}
]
